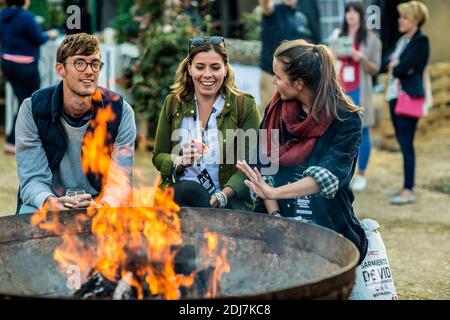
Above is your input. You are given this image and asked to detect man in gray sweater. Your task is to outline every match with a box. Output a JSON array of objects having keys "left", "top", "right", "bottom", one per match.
[{"left": 15, "top": 33, "right": 136, "bottom": 214}]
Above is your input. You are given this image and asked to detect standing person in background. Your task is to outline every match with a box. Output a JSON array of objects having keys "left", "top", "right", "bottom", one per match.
[
  {"left": 0, "top": 0, "right": 57, "bottom": 155},
  {"left": 331, "top": 1, "right": 382, "bottom": 192},
  {"left": 382, "top": 1, "right": 429, "bottom": 205},
  {"left": 259, "top": 0, "right": 320, "bottom": 115}
]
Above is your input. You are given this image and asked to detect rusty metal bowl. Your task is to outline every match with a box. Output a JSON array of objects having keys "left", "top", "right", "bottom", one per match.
[{"left": 0, "top": 208, "right": 360, "bottom": 299}]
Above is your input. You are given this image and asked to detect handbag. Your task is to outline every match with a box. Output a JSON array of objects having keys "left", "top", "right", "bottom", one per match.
[{"left": 394, "top": 92, "right": 425, "bottom": 118}]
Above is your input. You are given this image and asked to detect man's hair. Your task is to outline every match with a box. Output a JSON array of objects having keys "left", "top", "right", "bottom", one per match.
[
  {"left": 5, "top": 0, "right": 26, "bottom": 6},
  {"left": 56, "top": 33, "right": 101, "bottom": 63}
]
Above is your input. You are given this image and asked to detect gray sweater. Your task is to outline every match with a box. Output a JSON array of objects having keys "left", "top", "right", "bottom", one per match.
[{"left": 15, "top": 98, "right": 136, "bottom": 209}]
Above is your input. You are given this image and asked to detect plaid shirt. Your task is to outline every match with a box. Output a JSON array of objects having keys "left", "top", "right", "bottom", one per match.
[
  {"left": 250, "top": 166, "right": 339, "bottom": 203},
  {"left": 304, "top": 166, "right": 339, "bottom": 199}
]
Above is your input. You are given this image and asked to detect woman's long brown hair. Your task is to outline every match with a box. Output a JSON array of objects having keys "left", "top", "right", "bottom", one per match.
[{"left": 274, "top": 39, "right": 362, "bottom": 122}]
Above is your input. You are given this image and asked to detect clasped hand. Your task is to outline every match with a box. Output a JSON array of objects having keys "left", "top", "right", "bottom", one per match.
[{"left": 45, "top": 194, "right": 96, "bottom": 210}]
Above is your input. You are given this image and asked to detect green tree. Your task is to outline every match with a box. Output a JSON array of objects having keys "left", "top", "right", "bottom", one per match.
[
  {"left": 130, "top": 1, "right": 202, "bottom": 140},
  {"left": 112, "top": 0, "right": 141, "bottom": 44},
  {"left": 29, "top": 0, "right": 51, "bottom": 30}
]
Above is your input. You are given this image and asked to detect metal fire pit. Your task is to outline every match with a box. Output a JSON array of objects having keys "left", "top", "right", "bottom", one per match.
[{"left": 0, "top": 208, "right": 359, "bottom": 299}]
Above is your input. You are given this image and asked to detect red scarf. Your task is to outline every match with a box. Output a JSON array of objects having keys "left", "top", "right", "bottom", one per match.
[{"left": 262, "top": 92, "right": 332, "bottom": 167}]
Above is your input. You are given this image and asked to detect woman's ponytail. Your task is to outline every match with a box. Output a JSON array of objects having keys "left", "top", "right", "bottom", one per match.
[{"left": 313, "top": 45, "right": 361, "bottom": 120}]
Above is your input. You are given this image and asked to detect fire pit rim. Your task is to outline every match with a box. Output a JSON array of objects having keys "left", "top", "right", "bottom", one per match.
[{"left": 0, "top": 208, "right": 360, "bottom": 300}]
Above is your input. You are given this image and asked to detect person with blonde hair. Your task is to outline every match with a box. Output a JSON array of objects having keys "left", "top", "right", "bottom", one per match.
[
  {"left": 237, "top": 39, "right": 368, "bottom": 263},
  {"left": 153, "top": 37, "right": 261, "bottom": 211},
  {"left": 382, "top": 1, "right": 430, "bottom": 205}
]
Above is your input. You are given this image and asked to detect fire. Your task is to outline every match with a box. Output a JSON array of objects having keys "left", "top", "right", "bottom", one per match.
[
  {"left": 81, "top": 105, "right": 116, "bottom": 179},
  {"left": 203, "top": 230, "right": 231, "bottom": 298},
  {"left": 30, "top": 93, "right": 230, "bottom": 299}
]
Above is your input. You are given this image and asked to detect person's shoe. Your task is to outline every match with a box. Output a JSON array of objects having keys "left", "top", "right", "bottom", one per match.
[
  {"left": 3, "top": 143, "right": 16, "bottom": 155},
  {"left": 351, "top": 175, "right": 367, "bottom": 192},
  {"left": 390, "top": 191, "right": 415, "bottom": 205},
  {"left": 386, "top": 190, "right": 401, "bottom": 197}
]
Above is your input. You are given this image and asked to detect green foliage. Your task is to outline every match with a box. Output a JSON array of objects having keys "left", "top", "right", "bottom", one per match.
[
  {"left": 117, "top": 0, "right": 135, "bottom": 16},
  {"left": 113, "top": 0, "right": 140, "bottom": 43},
  {"left": 112, "top": 13, "right": 141, "bottom": 44},
  {"left": 132, "top": 9, "right": 197, "bottom": 137},
  {"left": 128, "top": 1, "right": 209, "bottom": 138},
  {"left": 29, "top": 0, "right": 51, "bottom": 30},
  {"left": 241, "top": 10, "right": 261, "bottom": 41},
  {"left": 114, "top": 0, "right": 216, "bottom": 138},
  {"left": 48, "top": 4, "right": 66, "bottom": 29}
]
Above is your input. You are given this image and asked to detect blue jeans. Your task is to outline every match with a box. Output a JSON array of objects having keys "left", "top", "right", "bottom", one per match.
[
  {"left": 1, "top": 59, "right": 41, "bottom": 144},
  {"left": 347, "top": 88, "right": 370, "bottom": 172},
  {"left": 358, "top": 127, "right": 371, "bottom": 173},
  {"left": 347, "top": 88, "right": 361, "bottom": 106},
  {"left": 389, "top": 99, "right": 418, "bottom": 190}
]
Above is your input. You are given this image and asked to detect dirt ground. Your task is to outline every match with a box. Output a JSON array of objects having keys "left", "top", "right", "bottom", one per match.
[{"left": 0, "top": 113, "right": 448, "bottom": 300}]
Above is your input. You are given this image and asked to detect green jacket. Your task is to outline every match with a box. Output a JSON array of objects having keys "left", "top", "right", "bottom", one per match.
[{"left": 152, "top": 90, "right": 261, "bottom": 211}]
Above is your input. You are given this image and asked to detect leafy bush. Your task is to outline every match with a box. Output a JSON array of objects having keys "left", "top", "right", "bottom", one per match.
[
  {"left": 241, "top": 10, "right": 261, "bottom": 41},
  {"left": 113, "top": 0, "right": 216, "bottom": 139},
  {"left": 127, "top": 1, "right": 211, "bottom": 139},
  {"left": 132, "top": 10, "right": 196, "bottom": 138},
  {"left": 29, "top": 0, "right": 51, "bottom": 30}
]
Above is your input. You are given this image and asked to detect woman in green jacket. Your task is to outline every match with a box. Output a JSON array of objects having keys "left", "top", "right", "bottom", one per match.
[{"left": 152, "top": 36, "right": 261, "bottom": 211}]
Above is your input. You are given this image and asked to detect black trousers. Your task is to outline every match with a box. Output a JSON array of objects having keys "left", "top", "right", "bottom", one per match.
[
  {"left": 1, "top": 59, "right": 41, "bottom": 144},
  {"left": 173, "top": 180, "right": 212, "bottom": 208},
  {"left": 173, "top": 180, "right": 234, "bottom": 209},
  {"left": 389, "top": 99, "right": 419, "bottom": 190}
]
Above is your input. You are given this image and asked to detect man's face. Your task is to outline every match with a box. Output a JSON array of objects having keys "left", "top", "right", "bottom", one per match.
[{"left": 56, "top": 52, "right": 102, "bottom": 98}]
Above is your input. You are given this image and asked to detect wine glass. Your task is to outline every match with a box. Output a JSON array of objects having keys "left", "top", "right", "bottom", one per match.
[{"left": 65, "top": 189, "right": 86, "bottom": 201}]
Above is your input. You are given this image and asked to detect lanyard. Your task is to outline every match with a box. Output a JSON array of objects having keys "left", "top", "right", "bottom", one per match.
[{"left": 192, "top": 102, "right": 217, "bottom": 169}]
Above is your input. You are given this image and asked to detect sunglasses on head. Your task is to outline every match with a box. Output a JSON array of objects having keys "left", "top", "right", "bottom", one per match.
[{"left": 189, "top": 36, "right": 225, "bottom": 51}]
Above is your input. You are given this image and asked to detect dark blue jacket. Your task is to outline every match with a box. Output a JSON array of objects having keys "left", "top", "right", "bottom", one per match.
[
  {"left": 260, "top": 4, "right": 315, "bottom": 74},
  {"left": 31, "top": 82, "right": 124, "bottom": 192},
  {"left": 0, "top": 7, "right": 48, "bottom": 60},
  {"left": 256, "top": 109, "right": 368, "bottom": 263},
  {"left": 382, "top": 30, "right": 430, "bottom": 98}
]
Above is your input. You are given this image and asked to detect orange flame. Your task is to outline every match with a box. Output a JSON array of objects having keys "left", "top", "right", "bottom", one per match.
[
  {"left": 30, "top": 96, "right": 230, "bottom": 299},
  {"left": 81, "top": 105, "right": 116, "bottom": 178},
  {"left": 203, "top": 229, "right": 231, "bottom": 298}
]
